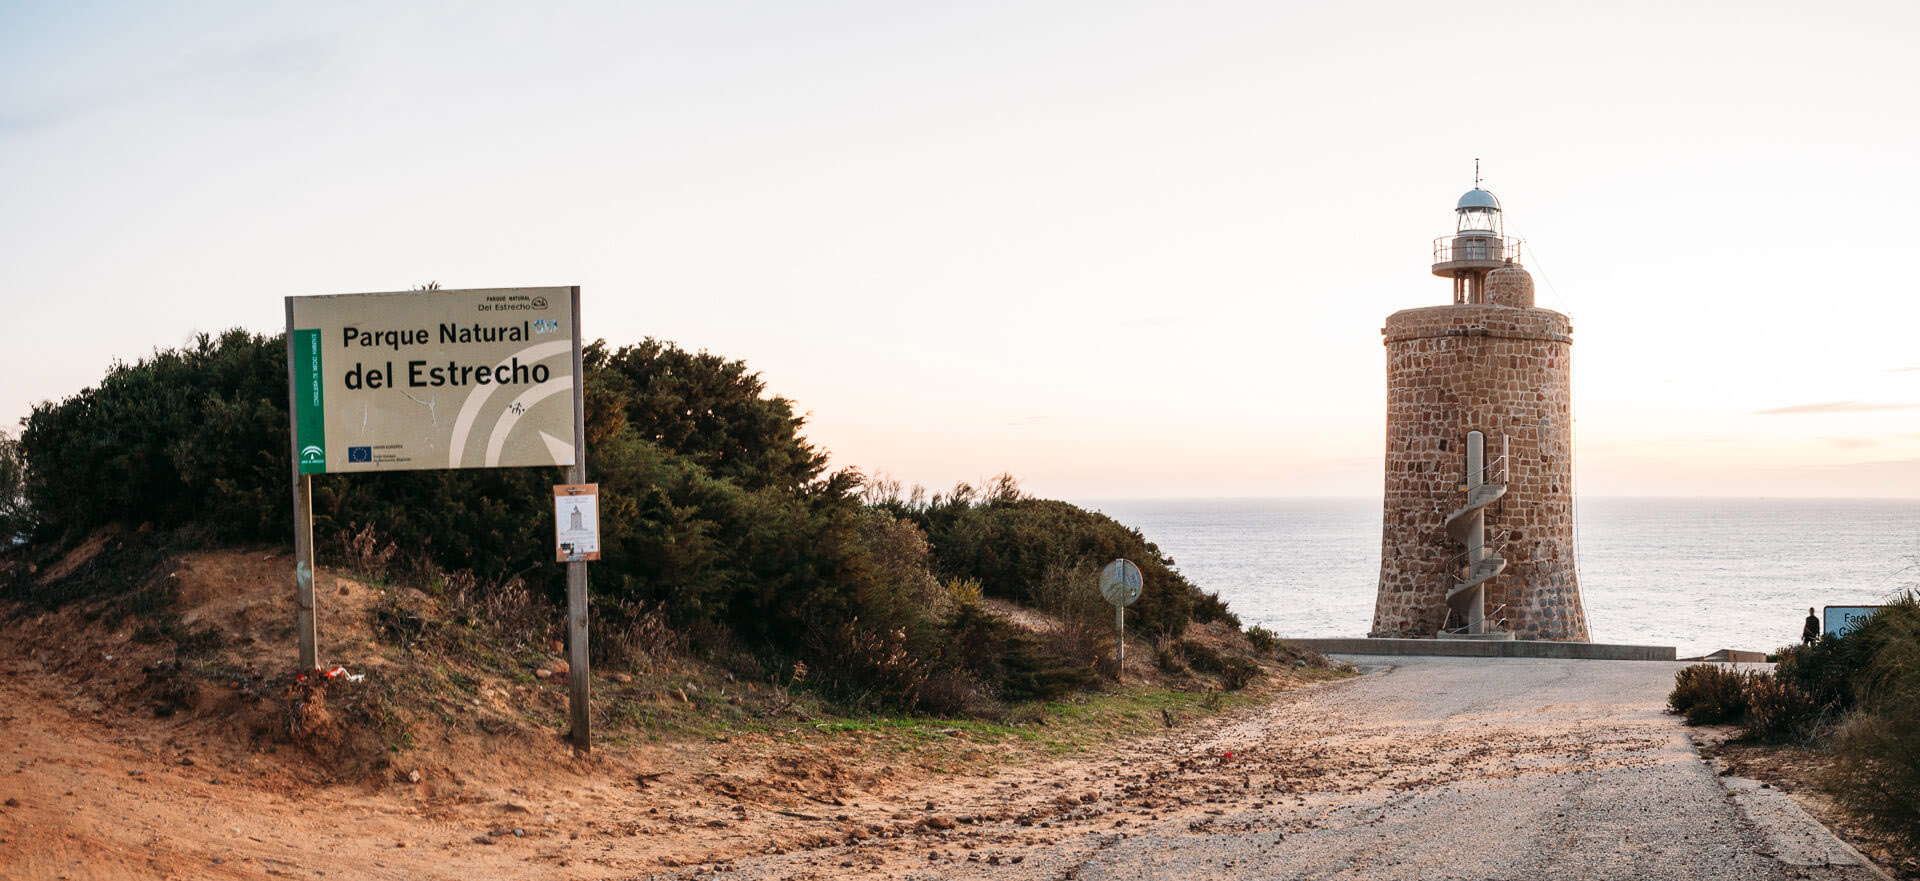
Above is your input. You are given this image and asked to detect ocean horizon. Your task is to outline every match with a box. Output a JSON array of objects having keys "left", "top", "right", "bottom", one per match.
[{"left": 1083, "top": 497, "right": 1920, "bottom": 658}]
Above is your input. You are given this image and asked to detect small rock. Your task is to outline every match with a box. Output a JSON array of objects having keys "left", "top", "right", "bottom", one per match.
[
  {"left": 551, "top": 659, "right": 570, "bottom": 675},
  {"left": 473, "top": 835, "right": 494, "bottom": 845},
  {"left": 923, "top": 815, "right": 956, "bottom": 831},
  {"left": 3, "top": 798, "right": 17, "bottom": 807},
  {"left": 612, "top": 673, "right": 633, "bottom": 684},
  {"left": 513, "top": 828, "right": 524, "bottom": 837},
  {"left": 407, "top": 770, "right": 422, "bottom": 784},
  {"left": 535, "top": 669, "right": 553, "bottom": 680}
]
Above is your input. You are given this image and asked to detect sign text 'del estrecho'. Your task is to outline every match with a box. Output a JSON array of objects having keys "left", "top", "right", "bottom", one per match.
[{"left": 289, "top": 287, "right": 577, "bottom": 474}]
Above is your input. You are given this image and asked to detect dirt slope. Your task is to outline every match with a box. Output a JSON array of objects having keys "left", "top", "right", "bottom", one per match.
[{"left": 0, "top": 544, "right": 1334, "bottom": 880}]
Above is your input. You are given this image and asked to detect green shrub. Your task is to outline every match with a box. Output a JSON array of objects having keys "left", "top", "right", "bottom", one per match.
[
  {"left": 1824, "top": 591, "right": 1920, "bottom": 845},
  {"left": 1669, "top": 664, "right": 1750, "bottom": 725},
  {"left": 22, "top": 330, "right": 290, "bottom": 543},
  {"left": 1155, "top": 642, "right": 1187, "bottom": 675},
  {"left": 1177, "top": 639, "right": 1227, "bottom": 675},
  {"left": 1218, "top": 656, "right": 1259, "bottom": 691},
  {"left": 0, "top": 431, "right": 28, "bottom": 541},
  {"left": 940, "top": 601, "right": 1098, "bottom": 704},
  {"left": 1245, "top": 624, "right": 1280, "bottom": 654},
  {"left": 16, "top": 329, "right": 1231, "bottom": 715},
  {"left": 1741, "top": 673, "right": 1820, "bottom": 743},
  {"left": 885, "top": 478, "right": 1227, "bottom": 639}
]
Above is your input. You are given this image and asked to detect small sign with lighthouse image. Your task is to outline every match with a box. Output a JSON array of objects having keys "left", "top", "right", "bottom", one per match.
[{"left": 554, "top": 483, "right": 600, "bottom": 561}]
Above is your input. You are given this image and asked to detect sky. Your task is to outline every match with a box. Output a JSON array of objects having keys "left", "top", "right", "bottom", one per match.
[{"left": 3, "top": 0, "right": 1917, "bottom": 501}]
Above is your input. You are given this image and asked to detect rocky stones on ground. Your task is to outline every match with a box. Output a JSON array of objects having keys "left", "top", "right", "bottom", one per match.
[
  {"left": 534, "top": 668, "right": 553, "bottom": 680},
  {"left": 923, "top": 815, "right": 956, "bottom": 831},
  {"left": 551, "top": 660, "right": 569, "bottom": 676}
]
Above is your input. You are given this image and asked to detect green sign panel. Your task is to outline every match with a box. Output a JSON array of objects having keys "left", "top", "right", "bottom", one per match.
[{"left": 294, "top": 328, "right": 327, "bottom": 474}]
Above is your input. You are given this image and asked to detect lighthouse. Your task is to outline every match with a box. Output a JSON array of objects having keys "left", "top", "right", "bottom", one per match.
[{"left": 1371, "top": 185, "right": 1589, "bottom": 642}]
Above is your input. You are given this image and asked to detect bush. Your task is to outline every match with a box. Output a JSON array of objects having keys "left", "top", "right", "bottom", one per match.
[
  {"left": 1741, "top": 673, "right": 1820, "bottom": 743},
  {"left": 1245, "top": 624, "right": 1280, "bottom": 654},
  {"left": 940, "top": 601, "right": 1098, "bottom": 704},
  {"left": 0, "top": 431, "right": 28, "bottom": 541},
  {"left": 887, "top": 478, "right": 1226, "bottom": 639},
  {"left": 1828, "top": 704, "right": 1920, "bottom": 846},
  {"left": 1824, "top": 591, "right": 1920, "bottom": 845},
  {"left": 1669, "top": 664, "right": 1750, "bottom": 725},
  {"left": 16, "top": 330, "right": 1233, "bottom": 716},
  {"left": 1177, "top": 639, "right": 1228, "bottom": 675},
  {"left": 1218, "top": 656, "right": 1260, "bottom": 691}
]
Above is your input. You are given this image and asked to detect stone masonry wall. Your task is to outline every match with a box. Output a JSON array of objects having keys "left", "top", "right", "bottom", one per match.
[{"left": 1372, "top": 301, "right": 1589, "bottom": 642}]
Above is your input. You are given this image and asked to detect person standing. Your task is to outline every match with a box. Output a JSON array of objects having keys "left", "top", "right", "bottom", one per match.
[{"left": 1802, "top": 607, "right": 1820, "bottom": 645}]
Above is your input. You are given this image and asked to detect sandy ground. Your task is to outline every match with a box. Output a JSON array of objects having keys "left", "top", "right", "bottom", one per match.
[{"left": 0, "top": 651, "right": 1892, "bottom": 881}]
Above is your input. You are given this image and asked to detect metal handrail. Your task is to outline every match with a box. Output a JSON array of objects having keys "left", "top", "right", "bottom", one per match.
[
  {"left": 1446, "top": 530, "right": 1512, "bottom": 569},
  {"left": 1439, "top": 604, "right": 1509, "bottom": 634},
  {"left": 1432, "top": 235, "right": 1521, "bottom": 264},
  {"left": 1462, "top": 455, "right": 1507, "bottom": 484}
]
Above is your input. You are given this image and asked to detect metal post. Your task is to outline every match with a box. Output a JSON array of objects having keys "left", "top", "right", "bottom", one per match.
[
  {"left": 565, "top": 286, "right": 592, "bottom": 754},
  {"left": 1116, "top": 605, "right": 1125, "bottom": 675},
  {"left": 1464, "top": 431, "right": 1487, "bottom": 636},
  {"left": 285, "top": 299, "right": 319, "bottom": 671}
]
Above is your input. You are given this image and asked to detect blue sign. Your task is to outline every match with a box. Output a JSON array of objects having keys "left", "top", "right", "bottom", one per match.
[
  {"left": 1824, "top": 606, "right": 1883, "bottom": 637},
  {"left": 348, "top": 446, "right": 373, "bottom": 463}
]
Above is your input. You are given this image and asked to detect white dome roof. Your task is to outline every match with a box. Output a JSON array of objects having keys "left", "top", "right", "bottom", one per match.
[{"left": 1456, "top": 188, "right": 1501, "bottom": 212}]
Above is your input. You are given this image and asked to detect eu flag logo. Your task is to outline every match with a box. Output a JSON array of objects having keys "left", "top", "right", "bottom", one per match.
[{"left": 348, "top": 446, "right": 373, "bottom": 463}]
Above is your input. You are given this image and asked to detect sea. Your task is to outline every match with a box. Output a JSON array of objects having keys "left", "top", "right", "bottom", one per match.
[{"left": 1085, "top": 498, "right": 1920, "bottom": 658}]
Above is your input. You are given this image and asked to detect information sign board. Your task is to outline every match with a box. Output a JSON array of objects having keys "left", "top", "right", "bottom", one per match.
[
  {"left": 555, "top": 484, "right": 601, "bottom": 561},
  {"left": 1824, "top": 606, "right": 1883, "bottom": 637},
  {"left": 288, "top": 287, "right": 577, "bottom": 474}
]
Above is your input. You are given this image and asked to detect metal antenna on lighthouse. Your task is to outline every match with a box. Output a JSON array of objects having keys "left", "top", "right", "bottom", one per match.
[{"left": 1474, "top": 158, "right": 1481, "bottom": 189}]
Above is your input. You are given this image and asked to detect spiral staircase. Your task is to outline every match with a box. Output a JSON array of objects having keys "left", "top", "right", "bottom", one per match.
[{"left": 1438, "top": 431, "right": 1514, "bottom": 639}]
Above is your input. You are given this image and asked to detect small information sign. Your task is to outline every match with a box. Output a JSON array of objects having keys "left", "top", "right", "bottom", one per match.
[
  {"left": 1824, "top": 606, "right": 1883, "bottom": 637},
  {"left": 555, "top": 483, "right": 601, "bottom": 561}
]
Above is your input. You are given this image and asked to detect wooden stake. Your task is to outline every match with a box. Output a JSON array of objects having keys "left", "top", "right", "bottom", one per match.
[
  {"left": 565, "top": 286, "right": 592, "bottom": 754},
  {"left": 285, "top": 299, "right": 320, "bottom": 671}
]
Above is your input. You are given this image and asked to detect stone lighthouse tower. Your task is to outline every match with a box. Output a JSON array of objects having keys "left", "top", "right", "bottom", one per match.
[{"left": 1371, "top": 186, "right": 1589, "bottom": 642}]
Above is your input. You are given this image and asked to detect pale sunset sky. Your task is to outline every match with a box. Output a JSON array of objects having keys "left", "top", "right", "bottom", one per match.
[{"left": 3, "top": 1, "right": 1916, "bottom": 500}]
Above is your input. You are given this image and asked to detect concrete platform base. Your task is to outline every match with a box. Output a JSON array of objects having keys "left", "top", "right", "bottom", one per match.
[{"left": 1284, "top": 637, "right": 1677, "bottom": 661}]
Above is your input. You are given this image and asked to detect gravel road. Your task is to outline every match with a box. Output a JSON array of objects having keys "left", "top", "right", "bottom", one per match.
[{"left": 682, "top": 656, "right": 1886, "bottom": 881}]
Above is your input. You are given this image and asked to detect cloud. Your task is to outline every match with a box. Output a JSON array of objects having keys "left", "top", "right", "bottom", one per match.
[
  {"left": 1895, "top": 367, "right": 1920, "bottom": 373},
  {"left": 1754, "top": 401, "right": 1920, "bottom": 415},
  {"left": 1825, "top": 438, "right": 1880, "bottom": 450}
]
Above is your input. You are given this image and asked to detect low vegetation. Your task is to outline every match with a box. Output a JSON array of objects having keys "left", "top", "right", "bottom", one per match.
[
  {"left": 1668, "top": 591, "right": 1920, "bottom": 847},
  {"left": 4, "top": 329, "right": 1309, "bottom": 761}
]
